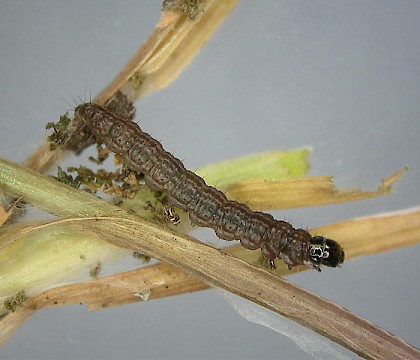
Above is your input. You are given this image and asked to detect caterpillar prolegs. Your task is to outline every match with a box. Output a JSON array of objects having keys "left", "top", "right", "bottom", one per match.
[{"left": 74, "top": 103, "right": 344, "bottom": 270}]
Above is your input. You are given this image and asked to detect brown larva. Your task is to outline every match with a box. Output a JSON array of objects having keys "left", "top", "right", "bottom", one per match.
[{"left": 74, "top": 103, "right": 345, "bottom": 270}]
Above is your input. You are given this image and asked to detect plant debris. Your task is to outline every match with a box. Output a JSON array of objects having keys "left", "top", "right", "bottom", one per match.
[
  {"left": 162, "top": 0, "right": 203, "bottom": 20},
  {"left": 45, "top": 113, "right": 72, "bottom": 150},
  {"left": 3, "top": 290, "right": 28, "bottom": 312}
]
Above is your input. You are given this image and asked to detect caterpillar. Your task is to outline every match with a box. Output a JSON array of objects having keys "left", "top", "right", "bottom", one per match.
[{"left": 74, "top": 103, "right": 344, "bottom": 270}]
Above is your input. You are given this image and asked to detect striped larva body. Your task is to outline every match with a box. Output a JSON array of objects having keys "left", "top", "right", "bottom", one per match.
[{"left": 75, "top": 103, "right": 344, "bottom": 270}]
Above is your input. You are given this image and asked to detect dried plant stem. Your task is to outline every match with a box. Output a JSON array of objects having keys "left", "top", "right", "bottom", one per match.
[
  {"left": 3, "top": 204, "right": 418, "bottom": 310},
  {"left": 6, "top": 203, "right": 420, "bottom": 311},
  {"left": 0, "top": 262, "right": 208, "bottom": 343},
  {"left": 22, "top": 263, "right": 208, "bottom": 311},
  {"left": 97, "top": 0, "right": 238, "bottom": 103},
  {"left": 1, "top": 216, "right": 419, "bottom": 359},
  {"left": 22, "top": 0, "right": 238, "bottom": 174},
  {"left": 1, "top": 159, "right": 420, "bottom": 359}
]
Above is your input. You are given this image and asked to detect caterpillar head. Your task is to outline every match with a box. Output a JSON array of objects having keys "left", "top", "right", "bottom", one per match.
[{"left": 309, "top": 236, "right": 345, "bottom": 271}]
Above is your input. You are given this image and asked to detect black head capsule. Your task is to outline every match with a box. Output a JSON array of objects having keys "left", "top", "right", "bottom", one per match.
[{"left": 308, "top": 236, "right": 345, "bottom": 271}]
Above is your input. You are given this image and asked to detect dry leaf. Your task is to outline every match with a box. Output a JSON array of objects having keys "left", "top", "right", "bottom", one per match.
[{"left": 224, "top": 168, "right": 406, "bottom": 210}]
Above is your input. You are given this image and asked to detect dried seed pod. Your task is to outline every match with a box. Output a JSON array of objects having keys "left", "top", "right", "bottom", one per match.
[{"left": 75, "top": 103, "right": 345, "bottom": 270}]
